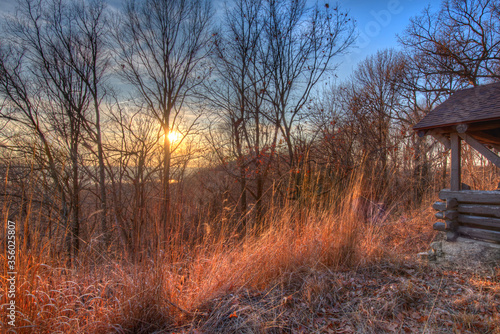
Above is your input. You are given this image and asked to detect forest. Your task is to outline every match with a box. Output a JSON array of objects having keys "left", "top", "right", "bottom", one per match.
[{"left": 0, "top": 0, "right": 499, "bottom": 332}]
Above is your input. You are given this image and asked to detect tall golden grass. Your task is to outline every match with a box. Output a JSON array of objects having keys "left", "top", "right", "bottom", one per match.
[{"left": 0, "top": 163, "right": 446, "bottom": 333}]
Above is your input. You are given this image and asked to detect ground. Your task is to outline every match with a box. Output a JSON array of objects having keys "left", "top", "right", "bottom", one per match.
[{"left": 179, "top": 261, "right": 500, "bottom": 333}]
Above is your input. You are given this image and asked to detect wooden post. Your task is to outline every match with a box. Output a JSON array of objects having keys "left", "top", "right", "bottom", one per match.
[
  {"left": 450, "top": 133, "right": 461, "bottom": 191},
  {"left": 445, "top": 198, "right": 459, "bottom": 241}
]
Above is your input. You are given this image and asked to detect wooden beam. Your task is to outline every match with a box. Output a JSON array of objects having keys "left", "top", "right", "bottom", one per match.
[
  {"left": 435, "top": 210, "right": 458, "bottom": 220},
  {"left": 450, "top": 133, "right": 461, "bottom": 191},
  {"left": 466, "top": 120, "right": 500, "bottom": 132},
  {"left": 448, "top": 198, "right": 458, "bottom": 240},
  {"left": 417, "top": 120, "right": 500, "bottom": 136},
  {"left": 433, "top": 222, "right": 446, "bottom": 231},
  {"left": 458, "top": 226, "right": 500, "bottom": 243},
  {"left": 446, "top": 198, "right": 458, "bottom": 209},
  {"left": 458, "top": 133, "right": 500, "bottom": 168},
  {"left": 458, "top": 214, "right": 500, "bottom": 230},
  {"left": 428, "top": 130, "right": 451, "bottom": 149},
  {"left": 435, "top": 202, "right": 500, "bottom": 218},
  {"left": 432, "top": 201, "right": 446, "bottom": 211},
  {"left": 458, "top": 204, "right": 500, "bottom": 218},
  {"left": 468, "top": 131, "right": 500, "bottom": 150},
  {"left": 439, "top": 190, "right": 500, "bottom": 204},
  {"left": 446, "top": 219, "right": 458, "bottom": 231}
]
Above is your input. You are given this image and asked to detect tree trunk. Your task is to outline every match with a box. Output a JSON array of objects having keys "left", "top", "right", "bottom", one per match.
[
  {"left": 162, "top": 125, "right": 171, "bottom": 244},
  {"left": 71, "top": 139, "right": 80, "bottom": 261},
  {"left": 94, "top": 96, "right": 109, "bottom": 251}
]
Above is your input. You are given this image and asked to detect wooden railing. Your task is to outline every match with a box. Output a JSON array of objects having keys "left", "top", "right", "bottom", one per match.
[{"left": 433, "top": 190, "right": 500, "bottom": 243}]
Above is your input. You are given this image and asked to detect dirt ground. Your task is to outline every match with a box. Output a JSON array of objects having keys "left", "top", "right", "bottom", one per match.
[{"left": 178, "top": 261, "right": 500, "bottom": 333}]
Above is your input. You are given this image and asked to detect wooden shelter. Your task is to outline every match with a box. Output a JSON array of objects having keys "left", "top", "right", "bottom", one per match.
[{"left": 414, "top": 82, "right": 500, "bottom": 243}]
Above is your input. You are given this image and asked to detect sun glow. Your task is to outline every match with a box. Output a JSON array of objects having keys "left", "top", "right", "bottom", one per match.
[{"left": 167, "top": 131, "right": 181, "bottom": 144}]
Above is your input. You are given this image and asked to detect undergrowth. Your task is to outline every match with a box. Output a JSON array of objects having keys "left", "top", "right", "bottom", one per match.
[{"left": 1, "top": 170, "right": 498, "bottom": 333}]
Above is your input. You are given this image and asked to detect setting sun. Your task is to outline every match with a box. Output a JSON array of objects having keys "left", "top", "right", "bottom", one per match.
[{"left": 167, "top": 131, "right": 181, "bottom": 143}]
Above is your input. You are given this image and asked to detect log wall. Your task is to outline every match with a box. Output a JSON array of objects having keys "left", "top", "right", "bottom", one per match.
[{"left": 433, "top": 190, "right": 500, "bottom": 243}]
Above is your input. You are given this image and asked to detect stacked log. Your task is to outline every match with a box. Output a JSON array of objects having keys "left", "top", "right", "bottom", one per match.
[{"left": 433, "top": 190, "right": 500, "bottom": 243}]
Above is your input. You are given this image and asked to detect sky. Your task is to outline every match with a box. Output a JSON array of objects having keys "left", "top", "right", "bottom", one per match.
[
  {"left": 0, "top": 0, "right": 441, "bottom": 80},
  {"left": 335, "top": 0, "right": 440, "bottom": 79}
]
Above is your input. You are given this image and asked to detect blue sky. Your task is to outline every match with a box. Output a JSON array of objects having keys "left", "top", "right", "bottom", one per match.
[
  {"left": 0, "top": 0, "right": 441, "bottom": 80},
  {"left": 335, "top": 0, "right": 440, "bottom": 79}
]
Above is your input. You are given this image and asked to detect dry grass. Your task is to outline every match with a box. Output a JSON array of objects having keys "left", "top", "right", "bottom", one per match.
[
  {"left": 1, "top": 173, "right": 499, "bottom": 333},
  {"left": 0, "top": 189, "right": 378, "bottom": 332}
]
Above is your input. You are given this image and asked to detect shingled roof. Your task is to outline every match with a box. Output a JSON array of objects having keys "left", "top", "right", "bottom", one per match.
[{"left": 413, "top": 82, "right": 500, "bottom": 131}]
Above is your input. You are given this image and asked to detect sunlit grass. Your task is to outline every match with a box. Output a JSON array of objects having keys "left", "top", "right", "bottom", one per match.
[
  {"left": 0, "top": 176, "right": 425, "bottom": 333},
  {"left": 1, "top": 165, "right": 498, "bottom": 333}
]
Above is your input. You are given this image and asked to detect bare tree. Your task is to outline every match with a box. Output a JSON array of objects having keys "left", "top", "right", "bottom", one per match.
[
  {"left": 263, "top": 0, "right": 355, "bottom": 168},
  {"left": 350, "top": 50, "right": 405, "bottom": 178},
  {"left": 71, "top": 0, "right": 112, "bottom": 250},
  {"left": 0, "top": 0, "right": 113, "bottom": 261},
  {"left": 114, "top": 0, "right": 212, "bottom": 237},
  {"left": 0, "top": 43, "right": 71, "bottom": 254},
  {"left": 399, "top": 0, "right": 500, "bottom": 93},
  {"left": 205, "top": 0, "right": 355, "bottom": 218},
  {"left": 4, "top": 0, "right": 89, "bottom": 260},
  {"left": 105, "top": 100, "right": 162, "bottom": 258},
  {"left": 204, "top": 0, "right": 278, "bottom": 226}
]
